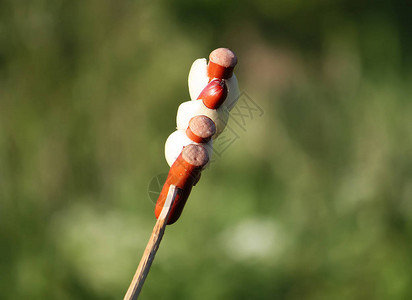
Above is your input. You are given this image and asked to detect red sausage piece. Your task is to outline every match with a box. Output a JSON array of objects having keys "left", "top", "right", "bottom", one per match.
[
  {"left": 197, "top": 79, "right": 228, "bottom": 109},
  {"left": 155, "top": 144, "right": 209, "bottom": 224},
  {"left": 185, "top": 115, "right": 216, "bottom": 144},
  {"left": 207, "top": 48, "right": 238, "bottom": 80}
]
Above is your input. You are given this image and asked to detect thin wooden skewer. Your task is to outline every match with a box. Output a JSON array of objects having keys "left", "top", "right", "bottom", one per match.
[{"left": 124, "top": 184, "right": 178, "bottom": 300}]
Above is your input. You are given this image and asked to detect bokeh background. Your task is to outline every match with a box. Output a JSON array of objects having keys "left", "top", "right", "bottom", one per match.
[{"left": 1, "top": 0, "right": 412, "bottom": 299}]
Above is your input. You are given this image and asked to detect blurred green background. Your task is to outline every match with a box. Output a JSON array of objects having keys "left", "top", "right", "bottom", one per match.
[{"left": 1, "top": 0, "right": 412, "bottom": 299}]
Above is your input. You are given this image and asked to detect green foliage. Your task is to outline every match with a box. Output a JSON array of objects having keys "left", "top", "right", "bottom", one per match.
[{"left": 1, "top": 0, "right": 411, "bottom": 299}]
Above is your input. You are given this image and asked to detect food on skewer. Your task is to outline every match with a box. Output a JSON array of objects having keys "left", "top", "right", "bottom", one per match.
[
  {"left": 165, "top": 115, "right": 216, "bottom": 167},
  {"left": 188, "top": 48, "right": 240, "bottom": 111},
  {"left": 198, "top": 79, "right": 228, "bottom": 109},
  {"left": 155, "top": 144, "right": 209, "bottom": 224},
  {"left": 176, "top": 80, "right": 229, "bottom": 137},
  {"left": 125, "top": 48, "right": 241, "bottom": 300},
  {"left": 157, "top": 48, "right": 238, "bottom": 224}
]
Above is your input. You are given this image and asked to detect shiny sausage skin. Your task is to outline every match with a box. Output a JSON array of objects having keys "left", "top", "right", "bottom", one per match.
[{"left": 154, "top": 152, "right": 202, "bottom": 224}]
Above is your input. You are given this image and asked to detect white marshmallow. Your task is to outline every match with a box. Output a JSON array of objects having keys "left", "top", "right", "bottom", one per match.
[
  {"left": 188, "top": 58, "right": 240, "bottom": 111},
  {"left": 188, "top": 58, "right": 209, "bottom": 101},
  {"left": 164, "top": 129, "right": 213, "bottom": 167},
  {"left": 176, "top": 100, "right": 229, "bottom": 138},
  {"left": 225, "top": 74, "right": 240, "bottom": 111}
]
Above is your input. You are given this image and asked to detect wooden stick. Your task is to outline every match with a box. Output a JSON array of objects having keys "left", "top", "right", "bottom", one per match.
[{"left": 124, "top": 185, "right": 178, "bottom": 300}]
